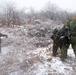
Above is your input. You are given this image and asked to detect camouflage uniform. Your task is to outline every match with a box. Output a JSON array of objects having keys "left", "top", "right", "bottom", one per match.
[
  {"left": 51, "top": 18, "right": 76, "bottom": 60},
  {"left": 51, "top": 26, "right": 70, "bottom": 60},
  {"left": 51, "top": 29, "right": 58, "bottom": 56},
  {"left": 51, "top": 28, "right": 62, "bottom": 56},
  {"left": 66, "top": 19, "right": 76, "bottom": 56},
  {"left": 59, "top": 26, "right": 70, "bottom": 60}
]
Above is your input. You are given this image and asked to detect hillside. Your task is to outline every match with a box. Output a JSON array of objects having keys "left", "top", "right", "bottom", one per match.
[{"left": 0, "top": 20, "right": 76, "bottom": 75}]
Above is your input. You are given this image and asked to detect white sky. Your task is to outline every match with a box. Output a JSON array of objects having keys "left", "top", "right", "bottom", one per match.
[{"left": 0, "top": 0, "right": 76, "bottom": 12}]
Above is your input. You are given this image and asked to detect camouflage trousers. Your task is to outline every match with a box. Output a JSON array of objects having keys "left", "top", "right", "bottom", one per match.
[
  {"left": 52, "top": 44, "right": 58, "bottom": 56},
  {"left": 52, "top": 42, "right": 62, "bottom": 56},
  {"left": 52, "top": 44, "right": 69, "bottom": 61},
  {"left": 60, "top": 45, "right": 69, "bottom": 61}
]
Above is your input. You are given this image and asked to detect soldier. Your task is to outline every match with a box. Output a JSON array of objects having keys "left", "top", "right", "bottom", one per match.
[
  {"left": 60, "top": 18, "right": 76, "bottom": 60},
  {"left": 59, "top": 26, "right": 70, "bottom": 60},
  {"left": 65, "top": 18, "right": 76, "bottom": 57},
  {"left": 51, "top": 28, "right": 58, "bottom": 56},
  {"left": 51, "top": 28, "right": 62, "bottom": 56},
  {"left": 51, "top": 26, "right": 70, "bottom": 60},
  {"left": 52, "top": 18, "right": 76, "bottom": 60}
]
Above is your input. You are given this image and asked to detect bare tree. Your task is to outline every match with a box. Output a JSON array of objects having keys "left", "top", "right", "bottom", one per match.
[
  {"left": 3, "top": 3, "right": 16, "bottom": 27},
  {"left": 39, "top": 2, "right": 73, "bottom": 23},
  {"left": 43, "top": 2, "right": 59, "bottom": 20},
  {"left": 1, "top": 2, "right": 24, "bottom": 27},
  {"left": 56, "top": 10, "right": 73, "bottom": 23}
]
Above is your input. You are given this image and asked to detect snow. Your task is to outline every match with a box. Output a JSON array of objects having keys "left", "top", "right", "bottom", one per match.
[
  {"left": 68, "top": 44, "right": 75, "bottom": 58},
  {"left": 51, "top": 57, "right": 73, "bottom": 75},
  {"left": 2, "top": 47, "right": 10, "bottom": 55},
  {"left": 0, "top": 22, "right": 76, "bottom": 75}
]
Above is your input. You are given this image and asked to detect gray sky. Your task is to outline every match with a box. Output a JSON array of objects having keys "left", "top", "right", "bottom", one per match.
[{"left": 0, "top": 0, "right": 76, "bottom": 12}]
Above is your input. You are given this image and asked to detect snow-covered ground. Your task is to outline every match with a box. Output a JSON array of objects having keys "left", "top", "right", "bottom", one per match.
[{"left": 0, "top": 22, "right": 76, "bottom": 75}]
